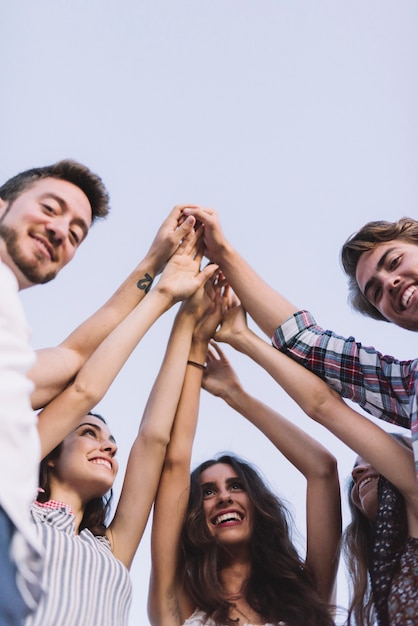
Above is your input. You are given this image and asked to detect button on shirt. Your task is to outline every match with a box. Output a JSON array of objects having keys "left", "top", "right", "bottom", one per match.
[{"left": 272, "top": 310, "right": 418, "bottom": 484}]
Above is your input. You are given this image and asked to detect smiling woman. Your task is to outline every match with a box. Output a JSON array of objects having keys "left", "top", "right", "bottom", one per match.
[
  {"left": 148, "top": 288, "right": 340, "bottom": 626},
  {"left": 21, "top": 226, "right": 218, "bottom": 626}
]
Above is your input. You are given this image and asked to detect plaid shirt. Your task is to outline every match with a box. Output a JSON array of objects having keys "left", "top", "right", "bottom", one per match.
[{"left": 272, "top": 310, "right": 418, "bottom": 483}]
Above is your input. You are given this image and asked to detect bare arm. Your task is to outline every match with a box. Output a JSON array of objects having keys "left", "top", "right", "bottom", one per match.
[
  {"left": 37, "top": 226, "right": 218, "bottom": 458},
  {"left": 216, "top": 301, "right": 418, "bottom": 536},
  {"left": 31, "top": 206, "right": 198, "bottom": 409},
  {"left": 182, "top": 206, "right": 298, "bottom": 337},
  {"left": 202, "top": 340, "right": 341, "bottom": 604},
  {"left": 148, "top": 280, "right": 224, "bottom": 626}
]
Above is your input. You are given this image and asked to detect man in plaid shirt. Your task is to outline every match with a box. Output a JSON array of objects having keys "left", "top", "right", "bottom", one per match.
[{"left": 182, "top": 208, "right": 418, "bottom": 484}]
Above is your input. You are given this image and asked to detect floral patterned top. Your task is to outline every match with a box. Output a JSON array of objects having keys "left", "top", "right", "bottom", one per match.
[{"left": 370, "top": 477, "right": 418, "bottom": 625}]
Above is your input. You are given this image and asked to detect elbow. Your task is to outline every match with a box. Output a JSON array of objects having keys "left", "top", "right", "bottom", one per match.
[
  {"left": 71, "top": 379, "right": 102, "bottom": 411},
  {"left": 304, "top": 388, "right": 338, "bottom": 428},
  {"left": 138, "top": 424, "right": 171, "bottom": 454},
  {"left": 308, "top": 450, "right": 339, "bottom": 482}
]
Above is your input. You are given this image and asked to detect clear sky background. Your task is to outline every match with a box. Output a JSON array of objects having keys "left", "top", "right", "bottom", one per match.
[{"left": 2, "top": 2, "right": 418, "bottom": 624}]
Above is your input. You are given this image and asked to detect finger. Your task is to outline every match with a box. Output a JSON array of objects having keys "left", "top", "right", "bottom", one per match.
[
  {"left": 199, "top": 263, "right": 219, "bottom": 285},
  {"left": 182, "top": 207, "right": 216, "bottom": 223},
  {"left": 176, "top": 214, "right": 196, "bottom": 237},
  {"left": 209, "top": 339, "right": 226, "bottom": 361}
]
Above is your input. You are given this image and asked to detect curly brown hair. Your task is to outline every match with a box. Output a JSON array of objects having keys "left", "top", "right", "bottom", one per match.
[{"left": 341, "top": 217, "right": 418, "bottom": 321}]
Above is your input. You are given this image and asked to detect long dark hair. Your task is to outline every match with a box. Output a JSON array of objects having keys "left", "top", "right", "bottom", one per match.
[
  {"left": 37, "top": 412, "right": 113, "bottom": 536},
  {"left": 343, "top": 434, "right": 412, "bottom": 625},
  {"left": 180, "top": 454, "right": 335, "bottom": 626}
]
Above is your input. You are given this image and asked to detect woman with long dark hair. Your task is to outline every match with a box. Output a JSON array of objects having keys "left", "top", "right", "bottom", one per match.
[
  {"left": 212, "top": 296, "right": 418, "bottom": 625},
  {"left": 148, "top": 289, "right": 341, "bottom": 626}
]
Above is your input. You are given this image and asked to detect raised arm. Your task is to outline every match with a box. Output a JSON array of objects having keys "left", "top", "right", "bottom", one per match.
[
  {"left": 182, "top": 206, "right": 298, "bottom": 337},
  {"left": 148, "top": 278, "right": 224, "bottom": 626},
  {"left": 217, "top": 300, "right": 418, "bottom": 536},
  {"left": 31, "top": 206, "right": 198, "bottom": 409},
  {"left": 202, "top": 339, "right": 341, "bottom": 603},
  {"left": 37, "top": 225, "right": 218, "bottom": 458}
]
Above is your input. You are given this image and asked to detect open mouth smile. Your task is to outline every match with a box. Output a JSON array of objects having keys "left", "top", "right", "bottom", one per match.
[
  {"left": 400, "top": 285, "right": 416, "bottom": 309},
  {"left": 212, "top": 511, "right": 244, "bottom": 526},
  {"left": 90, "top": 457, "right": 112, "bottom": 471}
]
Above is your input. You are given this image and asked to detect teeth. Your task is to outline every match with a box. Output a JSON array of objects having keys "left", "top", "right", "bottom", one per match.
[
  {"left": 359, "top": 477, "right": 372, "bottom": 491},
  {"left": 215, "top": 512, "right": 242, "bottom": 525},
  {"left": 90, "top": 458, "right": 112, "bottom": 471},
  {"left": 402, "top": 286, "right": 416, "bottom": 308}
]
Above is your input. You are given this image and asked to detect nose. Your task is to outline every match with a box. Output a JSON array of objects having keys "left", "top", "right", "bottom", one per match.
[
  {"left": 101, "top": 439, "right": 117, "bottom": 456},
  {"left": 351, "top": 463, "right": 371, "bottom": 481},
  {"left": 385, "top": 273, "right": 401, "bottom": 292},
  {"left": 45, "top": 216, "right": 70, "bottom": 244},
  {"left": 217, "top": 487, "right": 233, "bottom": 505}
]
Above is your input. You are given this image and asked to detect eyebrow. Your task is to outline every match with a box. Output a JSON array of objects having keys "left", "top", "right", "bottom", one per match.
[
  {"left": 76, "top": 422, "right": 116, "bottom": 445},
  {"left": 41, "top": 193, "right": 90, "bottom": 240},
  {"left": 200, "top": 476, "right": 241, "bottom": 490},
  {"left": 363, "top": 247, "right": 397, "bottom": 300}
]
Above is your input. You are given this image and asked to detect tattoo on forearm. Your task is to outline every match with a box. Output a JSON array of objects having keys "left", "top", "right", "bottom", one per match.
[{"left": 137, "top": 273, "right": 153, "bottom": 294}]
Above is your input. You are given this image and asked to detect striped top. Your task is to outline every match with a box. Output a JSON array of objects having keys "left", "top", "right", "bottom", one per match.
[
  {"left": 26, "top": 502, "right": 132, "bottom": 626},
  {"left": 273, "top": 310, "right": 418, "bottom": 483}
]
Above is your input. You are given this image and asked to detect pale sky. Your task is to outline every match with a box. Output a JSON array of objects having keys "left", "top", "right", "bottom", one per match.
[{"left": 2, "top": 2, "right": 418, "bottom": 624}]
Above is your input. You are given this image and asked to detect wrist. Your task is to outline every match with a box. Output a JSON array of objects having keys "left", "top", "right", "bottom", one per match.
[
  {"left": 222, "top": 382, "right": 245, "bottom": 407},
  {"left": 188, "top": 341, "right": 208, "bottom": 364}
]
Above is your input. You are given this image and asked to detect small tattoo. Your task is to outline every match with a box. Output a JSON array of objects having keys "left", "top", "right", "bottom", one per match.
[{"left": 137, "top": 273, "right": 153, "bottom": 293}]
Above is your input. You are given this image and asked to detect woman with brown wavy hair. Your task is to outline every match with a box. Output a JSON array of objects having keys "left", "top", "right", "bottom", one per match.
[
  {"left": 211, "top": 297, "right": 418, "bottom": 626},
  {"left": 148, "top": 288, "right": 341, "bottom": 626}
]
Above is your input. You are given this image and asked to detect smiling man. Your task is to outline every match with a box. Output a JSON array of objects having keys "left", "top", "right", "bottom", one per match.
[
  {"left": 0, "top": 160, "right": 196, "bottom": 625},
  {"left": 181, "top": 208, "right": 418, "bottom": 487},
  {"left": 0, "top": 159, "right": 109, "bottom": 626}
]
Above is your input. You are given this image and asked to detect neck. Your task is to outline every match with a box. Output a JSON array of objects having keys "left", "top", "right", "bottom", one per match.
[
  {"left": 220, "top": 559, "right": 251, "bottom": 596},
  {"left": 49, "top": 485, "right": 85, "bottom": 532}
]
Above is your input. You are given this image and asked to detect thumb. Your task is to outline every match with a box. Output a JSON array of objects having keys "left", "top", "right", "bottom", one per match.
[{"left": 178, "top": 214, "right": 196, "bottom": 236}]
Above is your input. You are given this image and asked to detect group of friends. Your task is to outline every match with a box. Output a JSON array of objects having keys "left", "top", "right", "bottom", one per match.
[{"left": 0, "top": 159, "right": 417, "bottom": 626}]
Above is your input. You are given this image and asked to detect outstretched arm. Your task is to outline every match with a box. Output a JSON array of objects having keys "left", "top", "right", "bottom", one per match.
[
  {"left": 148, "top": 279, "right": 224, "bottom": 626},
  {"left": 31, "top": 206, "right": 198, "bottom": 409},
  {"left": 37, "top": 226, "right": 218, "bottom": 458},
  {"left": 202, "top": 339, "right": 341, "bottom": 603},
  {"left": 216, "top": 300, "right": 418, "bottom": 537},
  {"left": 182, "top": 206, "right": 298, "bottom": 337}
]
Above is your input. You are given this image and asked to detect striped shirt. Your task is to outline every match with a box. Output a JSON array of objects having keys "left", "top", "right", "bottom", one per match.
[
  {"left": 272, "top": 310, "right": 418, "bottom": 483},
  {"left": 26, "top": 502, "right": 132, "bottom": 626}
]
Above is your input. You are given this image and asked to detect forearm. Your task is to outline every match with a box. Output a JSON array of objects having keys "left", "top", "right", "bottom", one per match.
[
  {"left": 38, "top": 288, "right": 175, "bottom": 457},
  {"left": 222, "top": 378, "right": 336, "bottom": 479},
  {"left": 30, "top": 256, "right": 161, "bottom": 409},
  {"left": 217, "top": 245, "right": 297, "bottom": 337},
  {"left": 148, "top": 345, "right": 204, "bottom": 625}
]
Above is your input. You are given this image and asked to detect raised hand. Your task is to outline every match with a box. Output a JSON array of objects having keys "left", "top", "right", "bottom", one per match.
[
  {"left": 145, "top": 205, "right": 199, "bottom": 275},
  {"left": 213, "top": 289, "right": 249, "bottom": 348},
  {"left": 202, "top": 342, "right": 242, "bottom": 400},
  {"left": 155, "top": 225, "right": 218, "bottom": 304},
  {"left": 182, "top": 206, "right": 229, "bottom": 265}
]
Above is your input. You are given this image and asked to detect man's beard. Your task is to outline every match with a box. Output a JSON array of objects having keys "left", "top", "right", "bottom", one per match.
[{"left": 0, "top": 222, "right": 57, "bottom": 285}]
